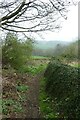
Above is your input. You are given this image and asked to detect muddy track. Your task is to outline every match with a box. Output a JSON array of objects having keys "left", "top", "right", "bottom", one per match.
[{"left": 24, "top": 74, "right": 42, "bottom": 118}]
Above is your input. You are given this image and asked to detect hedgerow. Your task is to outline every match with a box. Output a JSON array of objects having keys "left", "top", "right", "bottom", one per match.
[{"left": 44, "top": 59, "right": 79, "bottom": 118}]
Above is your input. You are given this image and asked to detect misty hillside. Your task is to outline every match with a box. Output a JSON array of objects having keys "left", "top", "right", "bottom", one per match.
[{"left": 34, "top": 40, "right": 71, "bottom": 50}]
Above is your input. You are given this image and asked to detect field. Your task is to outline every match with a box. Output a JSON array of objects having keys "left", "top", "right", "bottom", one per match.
[{"left": 32, "top": 56, "right": 50, "bottom": 60}]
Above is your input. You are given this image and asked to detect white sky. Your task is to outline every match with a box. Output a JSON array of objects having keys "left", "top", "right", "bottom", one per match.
[{"left": 34, "top": 4, "right": 78, "bottom": 42}]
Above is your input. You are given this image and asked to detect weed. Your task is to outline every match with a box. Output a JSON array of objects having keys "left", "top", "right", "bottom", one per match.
[
  {"left": 26, "top": 64, "right": 47, "bottom": 75},
  {"left": 2, "top": 99, "right": 24, "bottom": 115},
  {"left": 39, "top": 78, "right": 56, "bottom": 119},
  {"left": 2, "top": 99, "right": 14, "bottom": 114},
  {"left": 17, "top": 65, "right": 29, "bottom": 74},
  {"left": 13, "top": 102, "right": 24, "bottom": 113},
  {"left": 18, "top": 94, "right": 27, "bottom": 102},
  {"left": 16, "top": 85, "right": 29, "bottom": 92}
]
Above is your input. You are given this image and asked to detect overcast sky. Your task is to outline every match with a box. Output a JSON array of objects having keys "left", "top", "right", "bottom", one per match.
[{"left": 33, "top": 4, "right": 78, "bottom": 42}]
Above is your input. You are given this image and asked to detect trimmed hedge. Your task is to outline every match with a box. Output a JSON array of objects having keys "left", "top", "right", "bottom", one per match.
[{"left": 44, "top": 59, "right": 79, "bottom": 118}]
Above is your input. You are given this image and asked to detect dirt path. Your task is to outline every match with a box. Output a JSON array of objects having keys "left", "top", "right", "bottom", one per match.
[{"left": 24, "top": 73, "right": 42, "bottom": 118}]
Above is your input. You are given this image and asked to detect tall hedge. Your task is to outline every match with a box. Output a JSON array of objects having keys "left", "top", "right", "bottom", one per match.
[{"left": 44, "top": 59, "right": 79, "bottom": 118}]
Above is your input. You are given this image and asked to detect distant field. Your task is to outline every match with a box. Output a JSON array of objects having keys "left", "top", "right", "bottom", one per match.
[
  {"left": 31, "top": 56, "right": 50, "bottom": 66},
  {"left": 32, "top": 56, "right": 50, "bottom": 60}
]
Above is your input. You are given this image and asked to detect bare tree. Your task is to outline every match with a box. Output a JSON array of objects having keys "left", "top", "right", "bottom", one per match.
[{"left": 0, "top": 0, "right": 73, "bottom": 32}]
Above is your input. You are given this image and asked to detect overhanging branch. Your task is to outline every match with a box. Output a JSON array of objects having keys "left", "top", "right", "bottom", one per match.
[{"left": 0, "top": 0, "right": 75, "bottom": 33}]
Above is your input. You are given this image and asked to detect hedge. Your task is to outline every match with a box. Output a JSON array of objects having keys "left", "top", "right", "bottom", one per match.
[{"left": 44, "top": 59, "right": 79, "bottom": 118}]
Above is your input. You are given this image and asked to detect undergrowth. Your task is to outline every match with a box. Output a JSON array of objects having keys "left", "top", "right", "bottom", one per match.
[
  {"left": 2, "top": 84, "right": 29, "bottom": 116},
  {"left": 18, "top": 64, "right": 47, "bottom": 75},
  {"left": 39, "top": 78, "right": 57, "bottom": 119}
]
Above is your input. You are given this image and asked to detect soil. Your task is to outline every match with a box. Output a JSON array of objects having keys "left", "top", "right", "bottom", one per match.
[
  {"left": 2, "top": 69, "right": 43, "bottom": 119},
  {"left": 23, "top": 73, "right": 42, "bottom": 118}
]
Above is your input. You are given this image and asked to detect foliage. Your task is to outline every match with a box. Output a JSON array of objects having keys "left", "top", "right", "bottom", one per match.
[
  {"left": 26, "top": 64, "right": 46, "bottom": 75},
  {"left": 61, "top": 41, "right": 78, "bottom": 62},
  {"left": 2, "top": 75, "right": 29, "bottom": 116},
  {"left": 52, "top": 44, "right": 66, "bottom": 57},
  {"left": 16, "top": 85, "right": 29, "bottom": 92},
  {"left": 39, "top": 78, "right": 57, "bottom": 119},
  {"left": 21, "top": 38, "right": 33, "bottom": 62},
  {"left": 44, "top": 59, "right": 79, "bottom": 118},
  {"left": 2, "top": 99, "right": 24, "bottom": 115},
  {"left": 2, "top": 33, "right": 23, "bottom": 69},
  {"left": 2, "top": 33, "right": 33, "bottom": 70},
  {"left": 51, "top": 41, "right": 78, "bottom": 62},
  {"left": 17, "top": 64, "right": 45, "bottom": 75},
  {"left": 33, "top": 40, "right": 78, "bottom": 59}
]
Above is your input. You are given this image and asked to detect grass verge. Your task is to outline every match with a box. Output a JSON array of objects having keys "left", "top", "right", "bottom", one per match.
[
  {"left": 39, "top": 78, "right": 57, "bottom": 119},
  {"left": 18, "top": 64, "right": 47, "bottom": 75}
]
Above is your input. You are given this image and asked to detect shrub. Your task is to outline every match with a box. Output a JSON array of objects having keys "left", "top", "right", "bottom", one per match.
[
  {"left": 44, "top": 59, "right": 79, "bottom": 118},
  {"left": 2, "top": 33, "right": 33, "bottom": 70},
  {"left": 2, "top": 33, "right": 24, "bottom": 69}
]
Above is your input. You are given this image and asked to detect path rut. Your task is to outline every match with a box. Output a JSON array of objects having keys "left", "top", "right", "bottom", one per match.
[{"left": 23, "top": 73, "right": 43, "bottom": 118}]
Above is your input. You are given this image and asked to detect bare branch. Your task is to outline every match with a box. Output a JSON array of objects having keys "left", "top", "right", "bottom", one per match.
[{"left": 0, "top": 0, "right": 75, "bottom": 33}]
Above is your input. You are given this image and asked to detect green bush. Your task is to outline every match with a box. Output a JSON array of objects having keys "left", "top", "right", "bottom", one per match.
[
  {"left": 44, "top": 59, "right": 79, "bottom": 118},
  {"left": 2, "top": 33, "right": 33, "bottom": 70},
  {"left": 2, "top": 33, "right": 24, "bottom": 69}
]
